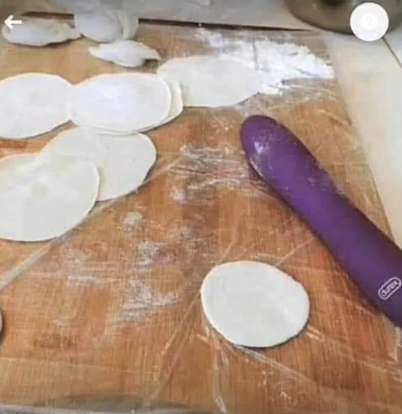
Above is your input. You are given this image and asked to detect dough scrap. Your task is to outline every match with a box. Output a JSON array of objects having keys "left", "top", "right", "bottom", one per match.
[
  {"left": 0, "top": 73, "right": 72, "bottom": 140},
  {"left": 201, "top": 261, "right": 310, "bottom": 348},
  {"left": 2, "top": 18, "right": 81, "bottom": 47},
  {"left": 68, "top": 73, "right": 171, "bottom": 133},
  {"left": 89, "top": 40, "right": 161, "bottom": 68},
  {"left": 42, "top": 128, "right": 157, "bottom": 201},
  {"left": 0, "top": 153, "right": 99, "bottom": 242},
  {"left": 74, "top": 12, "right": 122, "bottom": 42},
  {"left": 157, "top": 56, "right": 262, "bottom": 107}
]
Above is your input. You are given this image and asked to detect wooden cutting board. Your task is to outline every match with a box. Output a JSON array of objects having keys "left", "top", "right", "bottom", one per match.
[{"left": 0, "top": 23, "right": 401, "bottom": 414}]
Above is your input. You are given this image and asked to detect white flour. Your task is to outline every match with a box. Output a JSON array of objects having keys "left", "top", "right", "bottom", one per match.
[
  {"left": 138, "top": 241, "right": 161, "bottom": 267},
  {"left": 112, "top": 279, "right": 182, "bottom": 324},
  {"left": 171, "top": 186, "right": 186, "bottom": 202},
  {"left": 167, "top": 144, "right": 268, "bottom": 203},
  {"left": 122, "top": 280, "right": 180, "bottom": 312},
  {"left": 124, "top": 211, "right": 143, "bottom": 228},
  {"left": 195, "top": 28, "right": 334, "bottom": 94}
]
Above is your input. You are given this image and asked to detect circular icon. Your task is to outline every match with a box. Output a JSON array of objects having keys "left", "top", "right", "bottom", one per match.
[{"left": 350, "top": 2, "right": 389, "bottom": 42}]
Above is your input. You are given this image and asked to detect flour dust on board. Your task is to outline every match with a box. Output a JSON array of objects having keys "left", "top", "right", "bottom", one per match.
[{"left": 195, "top": 28, "right": 334, "bottom": 95}]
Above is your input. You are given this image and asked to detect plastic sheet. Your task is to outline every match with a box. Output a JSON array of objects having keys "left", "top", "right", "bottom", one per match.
[{"left": 0, "top": 23, "right": 401, "bottom": 414}]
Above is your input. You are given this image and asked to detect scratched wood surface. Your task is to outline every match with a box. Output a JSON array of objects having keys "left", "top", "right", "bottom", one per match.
[{"left": 0, "top": 23, "right": 401, "bottom": 414}]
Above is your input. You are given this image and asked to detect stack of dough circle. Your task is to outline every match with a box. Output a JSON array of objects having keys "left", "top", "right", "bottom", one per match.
[{"left": 67, "top": 73, "right": 172, "bottom": 134}]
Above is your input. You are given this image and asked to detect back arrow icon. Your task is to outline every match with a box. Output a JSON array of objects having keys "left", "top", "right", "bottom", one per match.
[{"left": 4, "top": 15, "right": 23, "bottom": 30}]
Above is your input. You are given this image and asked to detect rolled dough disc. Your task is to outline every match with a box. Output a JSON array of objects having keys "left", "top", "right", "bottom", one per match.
[
  {"left": 117, "top": 11, "right": 139, "bottom": 40},
  {"left": 0, "top": 153, "right": 99, "bottom": 242},
  {"left": 201, "top": 261, "right": 310, "bottom": 348},
  {"left": 43, "top": 129, "right": 157, "bottom": 201},
  {"left": 2, "top": 18, "right": 81, "bottom": 47},
  {"left": 68, "top": 73, "right": 171, "bottom": 133},
  {"left": 157, "top": 56, "right": 262, "bottom": 107},
  {"left": 87, "top": 79, "right": 182, "bottom": 135},
  {"left": 74, "top": 12, "right": 122, "bottom": 42},
  {"left": 0, "top": 73, "right": 72, "bottom": 140},
  {"left": 89, "top": 40, "right": 161, "bottom": 68}
]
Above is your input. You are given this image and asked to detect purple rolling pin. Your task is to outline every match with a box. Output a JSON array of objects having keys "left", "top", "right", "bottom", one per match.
[{"left": 241, "top": 115, "right": 402, "bottom": 327}]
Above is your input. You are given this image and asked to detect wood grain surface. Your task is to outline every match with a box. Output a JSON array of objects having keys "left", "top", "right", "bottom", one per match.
[{"left": 0, "top": 23, "right": 401, "bottom": 414}]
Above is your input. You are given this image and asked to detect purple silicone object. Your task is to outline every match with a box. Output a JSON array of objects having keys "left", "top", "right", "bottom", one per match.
[{"left": 241, "top": 115, "right": 402, "bottom": 328}]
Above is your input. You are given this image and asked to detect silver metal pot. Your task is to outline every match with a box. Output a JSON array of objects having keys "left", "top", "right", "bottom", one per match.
[{"left": 285, "top": 0, "right": 402, "bottom": 33}]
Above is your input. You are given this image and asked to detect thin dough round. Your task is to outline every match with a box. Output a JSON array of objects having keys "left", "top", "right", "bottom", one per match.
[
  {"left": 68, "top": 73, "right": 171, "bottom": 133},
  {"left": 74, "top": 12, "right": 122, "bottom": 42},
  {"left": 2, "top": 18, "right": 80, "bottom": 47},
  {"left": 0, "top": 153, "right": 99, "bottom": 242},
  {"left": 89, "top": 40, "right": 161, "bottom": 68},
  {"left": 117, "top": 11, "right": 139, "bottom": 40},
  {"left": 74, "top": 10, "right": 138, "bottom": 42},
  {"left": 0, "top": 73, "right": 72, "bottom": 140},
  {"left": 86, "top": 79, "right": 183, "bottom": 135},
  {"left": 42, "top": 129, "right": 157, "bottom": 201},
  {"left": 157, "top": 56, "right": 262, "bottom": 107},
  {"left": 201, "top": 261, "right": 310, "bottom": 348}
]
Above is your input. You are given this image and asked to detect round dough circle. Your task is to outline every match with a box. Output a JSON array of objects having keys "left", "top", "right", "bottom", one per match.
[
  {"left": 89, "top": 40, "right": 161, "bottom": 68},
  {"left": 68, "top": 73, "right": 171, "bottom": 133},
  {"left": 201, "top": 261, "right": 310, "bottom": 347},
  {"left": 0, "top": 153, "right": 99, "bottom": 242},
  {"left": 117, "top": 11, "right": 139, "bottom": 40},
  {"left": 157, "top": 56, "right": 262, "bottom": 107},
  {"left": 0, "top": 73, "right": 72, "bottom": 140},
  {"left": 42, "top": 129, "right": 157, "bottom": 201},
  {"left": 86, "top": 79, "right": 183, "bottom": 135},
  {"left": 0, "top": 308, "right": 2, "bottom": 337},
  {"left": 2, "top": 18, "right": 81, "bottom": 47},
  {"left": 74, "top": 12, "right": 122, "bottom": 43}
]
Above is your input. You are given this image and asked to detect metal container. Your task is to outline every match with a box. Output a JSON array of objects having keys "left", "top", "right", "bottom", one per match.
[{"left": 285, "top": 0, "right": 402, "bottom": 33}]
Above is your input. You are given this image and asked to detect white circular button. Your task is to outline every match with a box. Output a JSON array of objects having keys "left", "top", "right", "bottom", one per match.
[{"left": 350, "top": 2, "right": 389, "bottom": 42}]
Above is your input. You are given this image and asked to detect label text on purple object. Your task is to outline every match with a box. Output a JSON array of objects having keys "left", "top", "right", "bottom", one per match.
[{"left": 378, "top": 277, "right": 402, "bottom": 300}]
